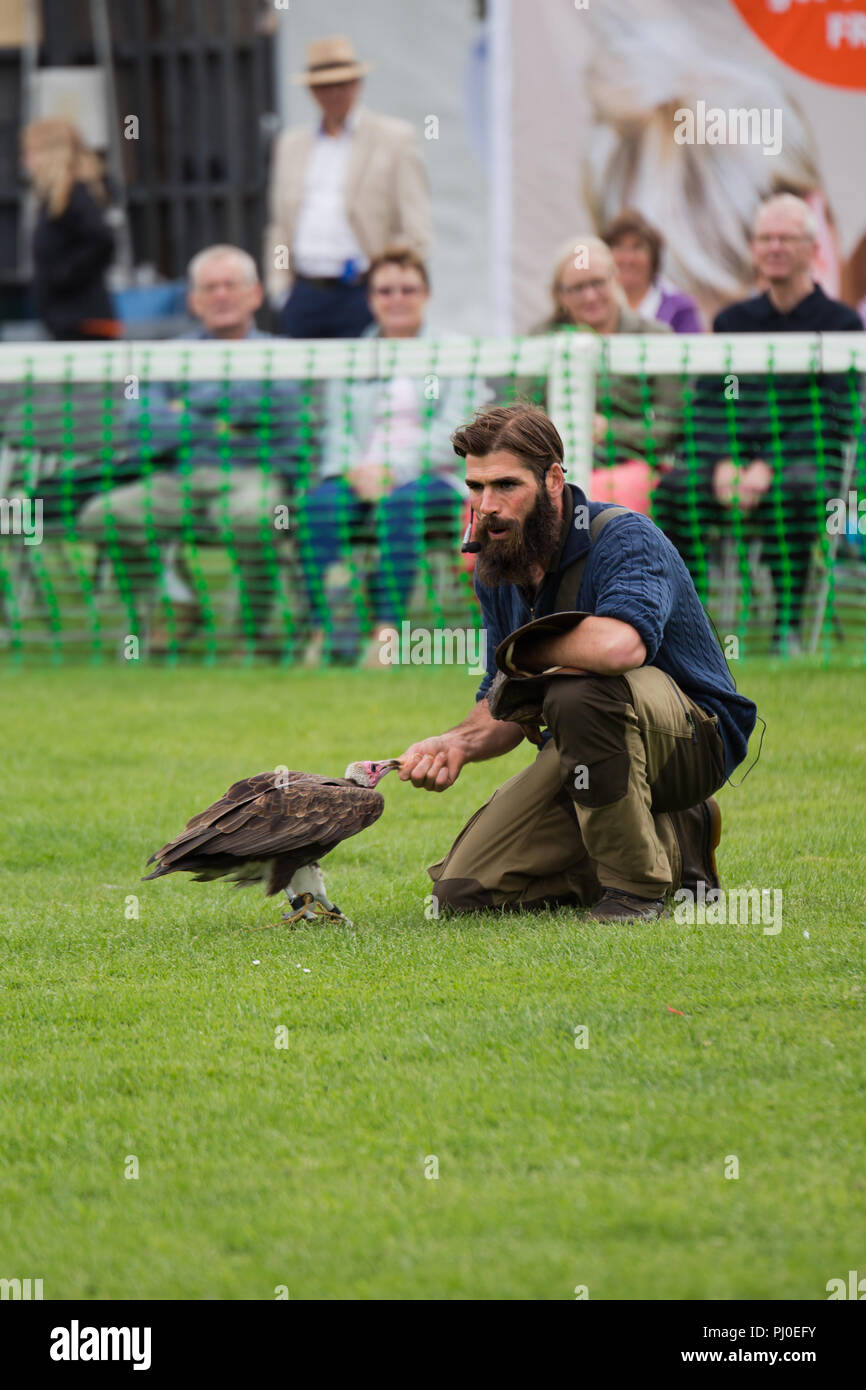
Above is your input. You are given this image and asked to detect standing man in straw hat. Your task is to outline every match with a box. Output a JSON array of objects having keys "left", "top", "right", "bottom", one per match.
[{"left": 264, "top": 34, "right": 432, "bottom": 339}]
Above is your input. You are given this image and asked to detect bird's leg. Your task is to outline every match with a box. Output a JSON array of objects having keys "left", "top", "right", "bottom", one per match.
[
  {"left": 254, "top": 889, "right": 314, "bottom": 930},
  {"left": 279, "top": 887, "right": 317, "bottom": 926},
  {"left": 282, "top": 863, "right": 352, "bottom": 926}
]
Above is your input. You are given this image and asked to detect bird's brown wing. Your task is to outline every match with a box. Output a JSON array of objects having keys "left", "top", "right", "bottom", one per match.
[
  {"left": 146, "top": 770, "right": 309, "bottom": 862},
  {"left": 178, "top": 770, "right": 308, "bottom": 835},
  {"left": 144, "top": 772, "right": 385, "bottom": 879}
]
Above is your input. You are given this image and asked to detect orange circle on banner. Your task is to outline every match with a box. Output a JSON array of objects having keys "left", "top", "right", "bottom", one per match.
[{"left": 730, "top": 0, "right": 866, "bottom": 89}]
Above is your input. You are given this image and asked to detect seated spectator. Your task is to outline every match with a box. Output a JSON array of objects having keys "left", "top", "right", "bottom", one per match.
[
  {"left": 298, "top": 247, "right": 489, "bottom": 664},
  {"left": 533, "top": 236, "right": 683, "bottom": 514},
  {"left": 78, "top": 245, "right": 301, "bottom": 652},
  {"left": 602, "top": 209, "right": 704, "bottom": 333},
  {"left": 653, "top": 193, "right": 863, "bottom": 655},
  {"left": 22, "top": 118, "right": 118, "bottom": 341}
]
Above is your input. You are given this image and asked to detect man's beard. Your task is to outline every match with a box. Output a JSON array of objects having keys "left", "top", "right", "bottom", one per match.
[{"left": 473, "top": 484, "right": 563, "bottom": 587}]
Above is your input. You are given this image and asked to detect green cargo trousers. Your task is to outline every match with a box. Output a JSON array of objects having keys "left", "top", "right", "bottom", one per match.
[{"left": 428, "top": 665, "right": 727, "bottom": 912}]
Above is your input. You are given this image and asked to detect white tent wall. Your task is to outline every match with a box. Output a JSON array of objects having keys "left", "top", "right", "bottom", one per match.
[{"left": 274, "top": 0, "right": 491, "bottom": 336}]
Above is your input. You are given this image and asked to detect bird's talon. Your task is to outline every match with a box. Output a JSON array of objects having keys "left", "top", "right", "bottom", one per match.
[
  {"left": 277, "top": 892, "right": 316, "bottom": 926},
  {"left": 313, "top": 900, "right": 352, "bottom": 925}
]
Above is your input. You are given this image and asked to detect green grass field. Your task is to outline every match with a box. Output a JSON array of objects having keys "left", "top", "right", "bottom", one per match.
[{"left": 1, "top": 661, "right": 864, "bottom": 1300}]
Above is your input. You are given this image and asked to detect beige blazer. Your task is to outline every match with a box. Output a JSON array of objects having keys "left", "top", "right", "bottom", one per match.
[{"left": 263, "top": 107, "right": 432, "bottom": 303}]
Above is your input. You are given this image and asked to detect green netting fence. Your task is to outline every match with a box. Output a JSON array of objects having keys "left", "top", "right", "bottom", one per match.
[{"left": 0, "top": 332, "right": 863, "bottom": 665}]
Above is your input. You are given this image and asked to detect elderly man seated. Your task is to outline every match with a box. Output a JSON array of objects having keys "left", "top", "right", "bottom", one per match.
[
  {"left": 653, "top": 194, "right": 863, "bottom": 654},
  {"left": 532, "top": 236, "right": 683, "bottom": 515},
  {"left": 78, "top": 244, "right": 301, "bottom": 652},
  {"left": 299, "top": 247, "right": 489, "bottom": 664}
]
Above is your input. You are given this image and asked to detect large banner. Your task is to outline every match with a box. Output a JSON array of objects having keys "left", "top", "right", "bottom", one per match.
[
  {"left": 505, "top": 0, "right": 866, "bottom": 331},
  {"left": 730, "top": 0, "right": 866, "bottom": 88}
]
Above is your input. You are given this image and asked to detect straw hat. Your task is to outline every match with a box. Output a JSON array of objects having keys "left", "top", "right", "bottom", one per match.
[{"left": 292, "top": 35, "right": 372, "bottom": 86}]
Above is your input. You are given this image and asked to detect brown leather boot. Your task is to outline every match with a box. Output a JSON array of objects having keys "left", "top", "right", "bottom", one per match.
[
  {"left": 668, "top": 796, "right": 722, "bottom": 896},
  {"left": 586, "top": 888, "right": 666, "bottom": 923}
]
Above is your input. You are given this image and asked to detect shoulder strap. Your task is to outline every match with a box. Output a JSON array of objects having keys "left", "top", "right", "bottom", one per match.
[{"left": 554, "top": 504, "right": 628, "bottom": 613}]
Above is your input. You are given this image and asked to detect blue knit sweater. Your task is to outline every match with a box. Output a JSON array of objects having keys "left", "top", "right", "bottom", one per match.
[{"left": 474, "top": 485, "right": 758, "bottom": 777}]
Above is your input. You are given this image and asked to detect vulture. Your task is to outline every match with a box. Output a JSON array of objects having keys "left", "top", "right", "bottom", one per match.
[{"left": 143, "top": 760, "right": 401, "bottom": 925}]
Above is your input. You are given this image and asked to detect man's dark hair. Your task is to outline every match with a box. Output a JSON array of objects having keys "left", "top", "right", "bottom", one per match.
[
  {"left": 451, "top": 403, "right": 565, "bottom": 483},
  {"left": 601, "top": 208, "right": 663, "bottom": 281}
]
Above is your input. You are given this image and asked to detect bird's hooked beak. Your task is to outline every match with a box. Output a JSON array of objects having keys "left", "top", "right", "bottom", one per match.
[
  {"left": 372, "top": 758, "right": 401, "bottom": 784},
  {"left": 345, "top": 758, "right": 402, "bottom": 788}
]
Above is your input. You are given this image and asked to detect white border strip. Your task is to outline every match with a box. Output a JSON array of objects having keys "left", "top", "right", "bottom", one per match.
[
  {"left": 599, "top": 332, "right": 866, "bottom": 375},
  {"left": 0, "top": 334, "right": 861, "bottom": 386},
  {"left": 0, "top": 336, "right": 563, "bottom": 382}
]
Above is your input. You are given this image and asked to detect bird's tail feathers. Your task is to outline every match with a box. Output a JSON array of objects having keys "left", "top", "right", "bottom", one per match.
[{"left": 141, "top": 862, "right": 170, "bottom": 881}]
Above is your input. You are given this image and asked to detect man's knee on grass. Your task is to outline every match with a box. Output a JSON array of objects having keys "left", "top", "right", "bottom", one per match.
[
  {"left": 428, "top": 877, "right": 496, "bottom": 916},
  {"left": 429, "top": 878, "right": 586, "bottom": 917}
]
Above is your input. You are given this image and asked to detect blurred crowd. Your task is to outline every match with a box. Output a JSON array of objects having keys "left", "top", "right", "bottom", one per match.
[{"left": 8, "top": 33, "right": 864, "bottom": 661}]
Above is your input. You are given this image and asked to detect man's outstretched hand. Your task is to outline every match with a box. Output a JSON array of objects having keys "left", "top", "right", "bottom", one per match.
[
  {"left": 398, "top": 702, "right": 526, "bottom": 792},
  {"left": 397, "top": 736, "right": 468, "bottom": 792}
]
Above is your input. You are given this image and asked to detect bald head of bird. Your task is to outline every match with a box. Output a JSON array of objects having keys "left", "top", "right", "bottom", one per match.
[{"left": 344, "top": 759, "right": 401, "bottom": 789}]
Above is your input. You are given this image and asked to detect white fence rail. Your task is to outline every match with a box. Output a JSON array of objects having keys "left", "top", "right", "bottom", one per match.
[{"left": 0, "top": 331, "right": 863, "bottom": 492}]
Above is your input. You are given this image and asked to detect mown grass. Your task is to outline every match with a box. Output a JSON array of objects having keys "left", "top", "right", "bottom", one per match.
[{"left": 1, "top": 661, "right": 864, "bottom": 1299}]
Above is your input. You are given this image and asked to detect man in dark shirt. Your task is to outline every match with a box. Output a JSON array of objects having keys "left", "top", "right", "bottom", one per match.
[
  {"left": 396, "top": 404, "right": 757, "bottom": 923},
  {"left": 653, "top": 194, "right": 862, "bottom": 653}
]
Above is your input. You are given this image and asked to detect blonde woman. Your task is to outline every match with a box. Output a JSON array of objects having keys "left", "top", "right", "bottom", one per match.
[
  {"left": 21, "top": 119, "right": 117, "bottom": 340},
  {"left": 532, "top": 236, "right": 682, "bottom": 515}
]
